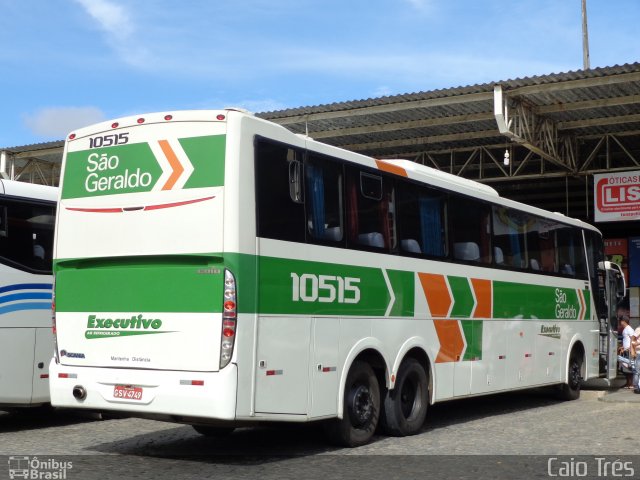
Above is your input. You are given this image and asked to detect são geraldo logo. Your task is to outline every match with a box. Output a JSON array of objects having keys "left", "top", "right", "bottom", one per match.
[{"left": 84, "top": 153, "right": 153, "bottom": 193}]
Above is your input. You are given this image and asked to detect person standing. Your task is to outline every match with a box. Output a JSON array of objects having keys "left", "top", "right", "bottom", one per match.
[
  {"left": 632, "top": 327, "right": 640, "bottom": 394},
  {"left": 619, "top": 317, "right": 635, "bottom": 389}
]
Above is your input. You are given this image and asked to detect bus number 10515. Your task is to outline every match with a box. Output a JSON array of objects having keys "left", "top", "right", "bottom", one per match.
[
  {"left": 89, "top": 132, "right": 130, "bottom": 148},
  {"left": 291, "top": 273, "right": 360, "bottom": 304}
]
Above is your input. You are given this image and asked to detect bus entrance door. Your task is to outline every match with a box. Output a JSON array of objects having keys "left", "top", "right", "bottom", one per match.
[{"left": 599, "top": 262, "right": 625, "bottom": 380}]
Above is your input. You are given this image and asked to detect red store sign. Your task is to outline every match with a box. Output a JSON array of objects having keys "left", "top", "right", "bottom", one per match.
[{"left": 594, "top": 171, "right": 640, "bottom": 222}]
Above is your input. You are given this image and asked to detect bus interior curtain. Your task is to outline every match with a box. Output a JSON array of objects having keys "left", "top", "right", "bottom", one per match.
[
  {"left": 378, "top": 191, "right": 390, "bottom": 249},
  {"left": 419, "top": 196, "right": 443, "bottom": 256},
  {"left": 347, "top": 179, "right": 359, "bottom": 242},
  {"left": 480, "top": 213, "right": 491, "bottom": 262},
  {"left": 509, "top": 222, "right": 522, "bottom": 267},
  {"left": 306, "top": 164, "right": 326, "bottom": 238}
]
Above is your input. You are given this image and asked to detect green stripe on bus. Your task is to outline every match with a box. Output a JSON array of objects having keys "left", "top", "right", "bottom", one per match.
[
  {"left": 54, "top": 253, "right": 589, "bottom": 321},
  {"left": 460, "top": 319, "right": 483, "bottom": 360},
  {"left": 54, "top": 257, "right": 224, "bottom": 313},
  {"left": 448, "top": 276, "right": 475, "bottom": 318},
  {"left": 257, "top": 256, "right": 412, "bottom": 316},
  {"left": 61, "top": 135, "right": 225, "bottom": 199},
  {"left": 181, "top": 135, "right": 226, "bottom": 189},
  {"left": 492, "top": 281, "right": 588, "bottom": 320}
]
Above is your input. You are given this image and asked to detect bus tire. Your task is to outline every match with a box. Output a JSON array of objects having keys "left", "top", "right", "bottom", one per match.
[
  {"left": 558, "top": 350, "right": 583, "bottom": 401},
  {"left": 380, "top": 357, "right": 428, "bottom": 436},
  {"left": 324, "top": 360, "right": 380, "bottom": 447},
  {"left": 192, "top": 425, "right": 235, "bottom": 437}
]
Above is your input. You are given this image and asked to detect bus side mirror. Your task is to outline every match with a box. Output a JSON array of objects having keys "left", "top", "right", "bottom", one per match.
[
  {"left": 616, "top": 274, "right": 626, "bottom": 299},
  {"left": 288, "top": 157, "right": 303, "bottom": 204}
]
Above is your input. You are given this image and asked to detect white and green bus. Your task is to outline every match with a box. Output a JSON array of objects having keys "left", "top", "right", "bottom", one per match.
[
  {"left": 50, "top": 109, "right": 624, "bottom": 446},
  {"left": 0, "top": 179, "right": 57, "bottom": 409}
]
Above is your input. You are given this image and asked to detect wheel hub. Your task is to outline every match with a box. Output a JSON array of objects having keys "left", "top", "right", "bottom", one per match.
[{"left": 349, "top": 384, "right": 373, "bottom": 426}]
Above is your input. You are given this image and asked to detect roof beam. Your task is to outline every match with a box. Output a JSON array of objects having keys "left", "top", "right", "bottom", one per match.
[
  {"left": 538, "top": 93, "right": 640, "bottom": 114},
  {"left": 494, "top": 85, "right": 575, "bottom": 171},
  {"left": 309, "top": 111, "right": 493, "bottom": 140},
  {"left": 13, "top": 146, "right": 64, "bottom": 159},
  {"left": 506, "top": 70, "right": 640, "bottom": 96},
  {"left": 559, "top": 112, "right": 640, "bottom": 130},
  {"left": 265, "top": 92, "right": 493, "bottom": 126},
  {"left": 340, "top": 129, "right": 499, "bottom": 152}
]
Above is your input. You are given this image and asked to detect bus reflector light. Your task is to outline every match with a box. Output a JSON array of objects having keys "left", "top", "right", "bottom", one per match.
[
  {"left": 68, "top": 133, "right": 76, "bottom": 140},
  {"left": 137, "top": 117, "right": 145, "bottom": 124},
  {"left": 111, "top": 122, "right": 119, "bottom": 128},
  {"left": 180, "top": 380, "right": 204, "bottom": 386},
  {"left": 216, "top": 114, "right": 226, "bottom": 121},
  {"left": 164, "top": 115, "right": 173, "bottom": 121},
  {"left": 58, "top": 373, "right": 77, "bottom": 379}
]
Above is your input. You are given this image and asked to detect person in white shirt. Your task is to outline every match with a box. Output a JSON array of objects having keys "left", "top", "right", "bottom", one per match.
[{"left": 619, "top": 317, "right": 634, "bottom": 389}]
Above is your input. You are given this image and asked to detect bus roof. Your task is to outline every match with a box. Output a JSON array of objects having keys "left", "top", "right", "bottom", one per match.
[
  {"left": 0, "top": 179, "right": 58, "bottom": 201},
  {"left": 62, "top": 108, "right": 600, "bottom": 235}
]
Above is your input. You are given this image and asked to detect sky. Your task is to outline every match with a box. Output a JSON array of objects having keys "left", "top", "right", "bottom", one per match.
[{"left": 1, "top": 0, "right": 639, "bottom": 148}]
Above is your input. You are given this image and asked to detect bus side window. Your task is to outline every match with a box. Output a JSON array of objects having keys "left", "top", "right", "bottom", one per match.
[
  {"left": 492, "top": 206, "right": 525, "bottom": 269},
  {"left": 255, "top": 138, "right": 306, "bottom": 243},
  {"left": 0, "top": 201, "right": 54, "bottom": 273},
  {"left": 346, "top": 168, "right": 395, "bottom": 251},
  {"left": 397, "top": 182, "right": 446, "bottom": 257},
  {"left": 557, "top": 227, "right": 587, "bottom": 279},
  {"left": 450, "top": 196, "right": 491, "bottom": 264},
  {"left": 305, "top": 154, "right": 344, "bottom": 244}
]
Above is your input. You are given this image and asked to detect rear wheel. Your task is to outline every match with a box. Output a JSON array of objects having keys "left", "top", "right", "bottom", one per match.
[
  {"left": 380, "top": 357, "right": 428, "bottom": 436},
  {"left": 558, "top": 349, "right": 583, "bottom": 400},
  {"left": 192, "top": 425, "right": 235, "bottom": 437},
  {"left": 324, "top": 360, "right": 380, "bottom": 447}
]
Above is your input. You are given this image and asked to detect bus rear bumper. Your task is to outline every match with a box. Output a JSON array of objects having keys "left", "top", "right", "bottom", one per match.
[{"left": 49, "top": 360, "right": 238, "bottom": 420}]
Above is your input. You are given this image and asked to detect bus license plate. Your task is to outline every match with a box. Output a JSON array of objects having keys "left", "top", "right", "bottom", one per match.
[{"left": 113, "top": 385, "right": 143, "bottom": 400}]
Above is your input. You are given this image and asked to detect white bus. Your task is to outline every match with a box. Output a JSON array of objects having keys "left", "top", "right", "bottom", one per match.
[
  {"left": 0, "top": 179, "right": 57, "bottom": 409},
  {"left": 50, "top": 109, "right": 624, "bottom": 446}
]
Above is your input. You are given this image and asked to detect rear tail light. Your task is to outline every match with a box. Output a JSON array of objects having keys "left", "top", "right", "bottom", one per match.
[{"left": 220, "top": 270, "right": 237, "bottom": 368}]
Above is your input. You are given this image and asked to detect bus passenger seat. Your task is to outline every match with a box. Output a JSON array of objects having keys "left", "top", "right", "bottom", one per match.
[
  {"left": 358, "top": 232, "right": 385, "bottom": 248},
  {"left": 454, "top": 242, "right": 480, "bottom": 261},
  {"left": 530, "top": 258, "right": 540, "bottom": 270},
  {"left": 494, "top": 247, "right": 504, "bottom": 265},
  {"left": 323, "top": 227, "right": 342, "bottom": 241},
  {"left": 401, "top": 239, "right": 421, "bottom": 254},
  {"left": 33, "top": 244, "right": 45, "bottom": 260}
]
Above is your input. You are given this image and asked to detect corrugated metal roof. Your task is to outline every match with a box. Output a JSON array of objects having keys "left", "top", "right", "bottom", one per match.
[{"left": 258, "top": 62, "right": 640, "bottom": 159}]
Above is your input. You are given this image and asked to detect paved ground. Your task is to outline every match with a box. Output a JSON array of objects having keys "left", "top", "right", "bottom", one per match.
[{"left": 1, "top": 381, "right": 639, "bottom": 480}]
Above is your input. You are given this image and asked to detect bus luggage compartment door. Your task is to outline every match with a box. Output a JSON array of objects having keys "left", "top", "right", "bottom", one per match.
[
  {"left": 0, "top": 328, "right": 35, "bottom": 404},
  {"left": 254, "top": 316, "right": 310, "bottom": 415}
]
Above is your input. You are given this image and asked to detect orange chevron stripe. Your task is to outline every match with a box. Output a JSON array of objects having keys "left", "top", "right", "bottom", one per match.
[
  {"left": 433, "top": 319, "right": 465, "bottom": 363},
  {"left": 418, "top": 273, "right": 464, "bottom": 363},
  {"left": 418, "top": 273, "right": 451, "bottom": 317},
  {"left": 158, "top": 140, "right": 184, "bottom": 190},
  {"left": 375, "top": 159, "right": 408, "bottom": 177},
  {"left": 470, "top": 278, "right": 492, "bottom": 318},
  {"left": 578, "top": 289, "right": 586, "bottom": 320}
]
